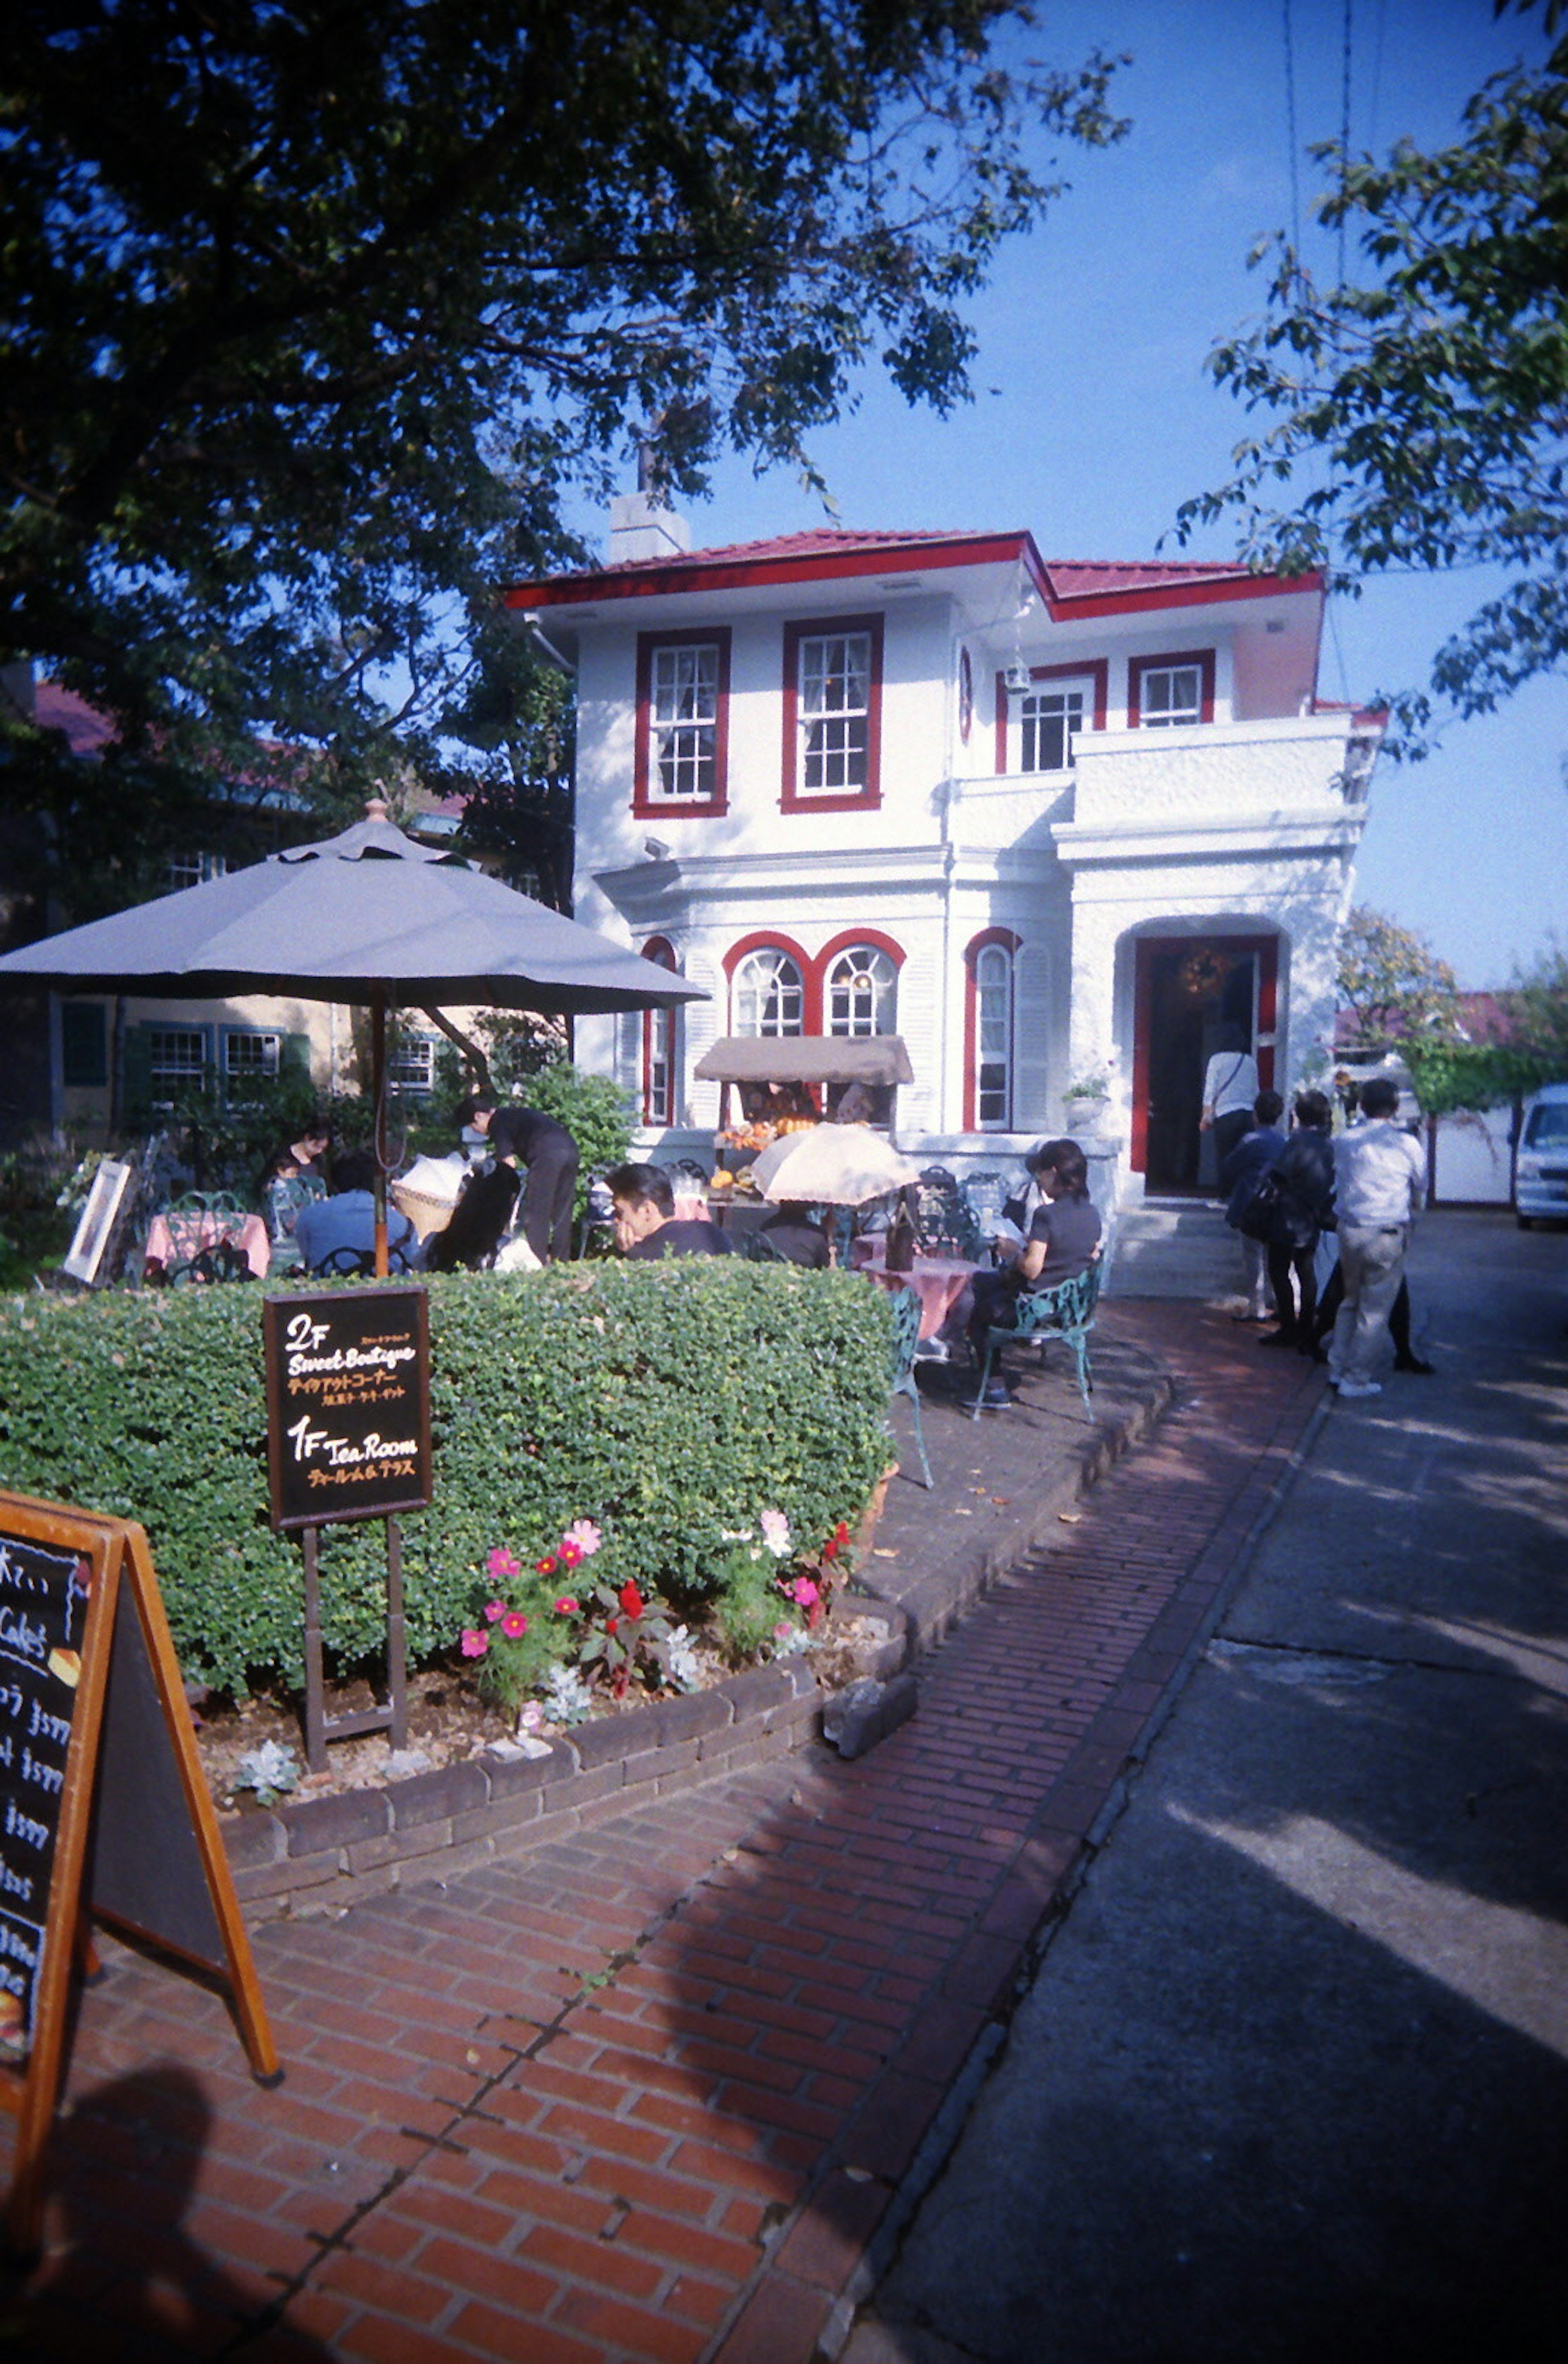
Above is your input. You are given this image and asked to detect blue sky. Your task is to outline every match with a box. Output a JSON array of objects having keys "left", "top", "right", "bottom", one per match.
[{"left": 570, "top": 0, "right": 1566, "bottom": 988}]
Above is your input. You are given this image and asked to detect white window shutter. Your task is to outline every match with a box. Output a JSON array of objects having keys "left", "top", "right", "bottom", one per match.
[
  {"left": 1011, "top": 944, "right": 1053, "bottom": 1130},
  {"left": 681, "top": 951, "right": 723, "bottom": 1131}
]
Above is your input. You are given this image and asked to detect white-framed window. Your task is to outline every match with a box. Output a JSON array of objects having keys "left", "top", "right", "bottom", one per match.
[
  {"left": 732, "top": 948, "right": 804, "bottom": 1037},
  {"left": 222, "top": 1029, "right": 281, "bottom": 1088},
  {"left": 1129, "top": 649, "right": 1214, "bottom": 729},
  {"left": 974, "top": 943, "right": 1013, "bottom": 1129},
  {"left": 635, "top": 630, "right": 730, "bottom": 812},
  {"left": 826, "top": 945, "right": 897, "bottom": 1039},
  {"left": 782, "top": 615, "right": 883, "bottom": 808},
  {"left": 387, "top": 1035, "right": 437, "bottom": 1095},
  {"left": 641, "top": 939, "right": 678, "bottom": 1125},
  {"left": 799, "top": 631, "right": 869, "bottom": 792},
  {"left": 168, "top": 850, "right": 227, "bottom": 891},
  {"left": 651, "top": 644, "right": 719, "bottom": 799},
  {"left": 148, "top": 1028, "right": 209, "bottom": 1093},
  {"left": 1017, "top": 681, "right": 1088, "bottom": 772}
]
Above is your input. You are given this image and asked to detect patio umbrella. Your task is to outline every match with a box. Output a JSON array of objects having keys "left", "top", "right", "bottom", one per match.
[
  {"left": 0, "top": 801, "right": 706, "bottom": 1270},
  {"left": 750, "top": 1122, "right": 922, "bottom": 1207}
]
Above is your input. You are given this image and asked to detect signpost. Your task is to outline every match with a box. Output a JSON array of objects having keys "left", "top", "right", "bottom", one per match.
[
  {"left": 261, "top": 1287, "right": 432, "bottom": 1769},
  {"left": 0, "top": 1490, "right": 277, "bottom": 2256}
]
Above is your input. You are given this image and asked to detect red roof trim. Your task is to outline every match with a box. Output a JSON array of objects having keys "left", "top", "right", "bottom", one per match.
[
  {"left": 505, "top": 531, "right": 1042, "bottom": 611},
  {"left": 1040, "top": 569, "right": 1324, "bottom": 620}
]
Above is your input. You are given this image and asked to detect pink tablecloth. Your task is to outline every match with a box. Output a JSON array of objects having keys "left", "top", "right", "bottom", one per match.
[
  {"left": 850, "top": 1243, "right": 977, "bottom": 1340},
  {"left": 145, "top": 1210, "right": 271, "bottom": 1279}
]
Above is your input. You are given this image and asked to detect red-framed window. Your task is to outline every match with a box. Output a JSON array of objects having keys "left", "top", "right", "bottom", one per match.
[
  {"left": 994, "top": 659, "right": 1109, "bottom": 775},
  {"left": 726, "top": 934, "right": 812, "bottom": 1037},
  {"left": 1127, "top": 648, "right": 1216, "bottom": 729},
  {"left": 781, "top": 614, "right": 884, "bottom": 812},
  {"left": 640, "top": 936, "right": 678, "bottom": 1125},
  {"left": 634, "top": 629, "right": 732, "bottom": 816},
  {"left": 963, "top": 928, "right": 1021, "bottom": 1131},
  {"left": 820, "top": 928, "right": 904, "bottom": 1038}
]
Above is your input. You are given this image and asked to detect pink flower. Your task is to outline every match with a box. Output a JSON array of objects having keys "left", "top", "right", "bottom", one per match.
[
  {"left": 460, "top": 1629, "right": 489, "bottom": 1659},
  {"left": 483, "top": 1599, "right": 507, "bottom": 1624},
  {"left": 563, "top": 1519, "right": 602, "bottom": 1558},
  {"left": 486, "top": 1547, "right": 520, "bottom": 1580},
  {"left": 518, "top": 1703, "right": 544, "bottom": 1733},
  {"left": 554, "top": 1596, "right": 580, "bottom": 1617},
  {"left": 788, "top": 1577, "right": 820, "bottom": 1607},
  {"left": 557, "top": 1538, "right": 583, "bottom": 1569},
  {"left": 501, "top": 1610, "right": 528, "bottom": 1639},
  {"left": 773, "top": 1622, "right": 795, "bottom": 1639},
  {"left": 760, "top": 1508, "right": 791, "bottom": 1559}
]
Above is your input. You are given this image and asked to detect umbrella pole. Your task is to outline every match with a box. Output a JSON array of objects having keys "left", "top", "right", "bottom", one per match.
[{"left": 371, "top": 990, "right": 390, "bottom": 1278}]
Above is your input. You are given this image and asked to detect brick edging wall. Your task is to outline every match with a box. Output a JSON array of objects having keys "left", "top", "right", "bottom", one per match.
[{"left": 223, "top": 1622, "right": 911, "bottom": 1923}]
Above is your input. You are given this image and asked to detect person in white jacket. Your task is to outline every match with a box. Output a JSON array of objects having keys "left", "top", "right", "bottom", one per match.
[{"left": 1328, "top": 1077, "right": 1425, "bottom": 1397}]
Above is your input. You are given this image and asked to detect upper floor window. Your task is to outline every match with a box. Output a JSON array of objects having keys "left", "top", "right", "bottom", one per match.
[
  {"left": 782, "top": 614, "right": 883, "bottom": 812},
  {"left": 826, "top": 944, "right": 897, "bottom": 1038},
  {"left": 733, "top": 947, "right": 804, "bottom": 1037},
  {"left": 995, "top": 660, "right": 1107, "bottom": 775},
  {"left": 634, "top": 629, "right": 731, "bottom": 815},
  {"left": 1129, "top": 649, "right": 1216, "bottom": 729}
]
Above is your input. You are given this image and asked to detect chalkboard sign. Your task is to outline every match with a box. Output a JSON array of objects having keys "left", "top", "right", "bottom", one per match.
[
  {"left": 262, "top": 1286, "right": 432, "bottom": 1531},
  {"left": 0, "top": 1491, "right": 277, "bottom": 2255},
  {"left": 0, "top": 1528, "right": 93, "bottom": 2059}
]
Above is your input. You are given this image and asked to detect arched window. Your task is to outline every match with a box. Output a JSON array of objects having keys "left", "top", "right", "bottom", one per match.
[
  {"left": 964, "top": 931, "right": 1019, "bottom": 1131},
  {"left": 732, "top": 947, "right": 804, "bottom": 1037},
  {"left": 825, "top": 944, "right": 897, "bottom": 1038},
  {"left": 640, "top": 938, "right": 677, "bottom": 1125}
]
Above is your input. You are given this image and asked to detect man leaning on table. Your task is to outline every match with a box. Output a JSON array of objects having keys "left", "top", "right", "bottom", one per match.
[{"left": 1328, "top": 1077, "right": 1425, "bottom": 1399}]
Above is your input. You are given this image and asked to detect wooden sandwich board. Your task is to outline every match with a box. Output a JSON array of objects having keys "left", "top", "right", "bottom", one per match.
[{"left": 0, "top": 1488, "right": 278, "bottom": 2256}]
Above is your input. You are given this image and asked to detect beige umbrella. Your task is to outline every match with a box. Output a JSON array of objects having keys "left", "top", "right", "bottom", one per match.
[{"left": 751, "top": 1122, "right": 922, "bottom": 1206}]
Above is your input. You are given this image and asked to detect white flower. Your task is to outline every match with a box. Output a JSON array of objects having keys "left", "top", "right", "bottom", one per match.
[
  {"left": 760, "top": 1508, "right": 791, "bottom": 1559},
  {"left": 666, "top": 1623, "right": 702, "bottom": 1690}
]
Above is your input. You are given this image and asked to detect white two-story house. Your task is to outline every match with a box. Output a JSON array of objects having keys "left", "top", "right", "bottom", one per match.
[{"left": 507, "top": 500, "right": 1382, "bottom": 1200}]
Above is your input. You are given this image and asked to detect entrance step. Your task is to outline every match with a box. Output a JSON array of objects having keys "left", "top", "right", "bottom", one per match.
[{"left": 1106, "top": 1200, "right": 1251, "bottom": 1303}]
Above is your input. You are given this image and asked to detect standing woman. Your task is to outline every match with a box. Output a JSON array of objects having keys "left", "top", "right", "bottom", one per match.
[
  {"left": 1261, "top": 1090, "right": 1336, "bottom": 1348},
  {"left": 1199, "top": 1023, "right": 1261, "bottom": 1181}
]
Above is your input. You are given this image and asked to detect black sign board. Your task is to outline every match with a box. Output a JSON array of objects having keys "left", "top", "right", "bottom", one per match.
[
  {"left": 0, "top": 1492, "right": 277, "bottom": 2254},
  {"left": 0, "top": 1529, "right": 91, "bottom": 2058},
  {"left": 262, "top": 1287, "right": 432, "bottom": 1532}
]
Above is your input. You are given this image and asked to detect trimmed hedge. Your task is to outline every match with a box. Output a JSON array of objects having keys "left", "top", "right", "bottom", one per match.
[{"left": 0, "top": 1265, "right": 894, "bottom": 1695}]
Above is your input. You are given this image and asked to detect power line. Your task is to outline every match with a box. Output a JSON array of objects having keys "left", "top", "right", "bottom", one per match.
[{"left": 1338, "top": 0, "right": 1354, "bottom": 292}]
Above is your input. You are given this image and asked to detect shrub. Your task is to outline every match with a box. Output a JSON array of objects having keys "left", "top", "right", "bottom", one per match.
[{"left": 0, "top": 1262, "right": 893, "bottom": 1697}]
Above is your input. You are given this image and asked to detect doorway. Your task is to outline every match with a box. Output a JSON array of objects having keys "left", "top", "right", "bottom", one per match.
[{"left": 1131, "top": 936, "right": 1277, "bottom": 1194}]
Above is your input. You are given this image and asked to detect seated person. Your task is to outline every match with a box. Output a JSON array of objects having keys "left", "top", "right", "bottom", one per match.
[
  {"left": 938, "top": 1140, "right": 1101, "bottom": 1384},
  {"left": 758, "top": 1200, "right": 831, "bottom": 1269},
  {"left": 293, "top": 1150, "right": 417, "bottom": 1273},
  {"left": 608, "top": 1164, "right": 735, "bottom": 1259}
]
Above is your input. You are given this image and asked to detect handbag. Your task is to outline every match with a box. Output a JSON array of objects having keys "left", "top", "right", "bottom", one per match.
[{"left": 1234, "top": 1168, "right": 1284, "bottom": 1244}]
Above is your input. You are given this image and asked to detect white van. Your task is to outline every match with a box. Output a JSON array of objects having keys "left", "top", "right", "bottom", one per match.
[{"left": 1514, "top": 1082, "right": 1568, "bottom": 1226}]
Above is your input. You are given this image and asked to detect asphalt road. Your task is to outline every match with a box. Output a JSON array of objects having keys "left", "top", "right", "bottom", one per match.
[{"left": 845, "top": 1210, "right": 1568, "bottom": 2364}]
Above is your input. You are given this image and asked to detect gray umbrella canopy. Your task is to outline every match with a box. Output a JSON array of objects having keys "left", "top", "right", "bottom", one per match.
[{"left": 0, "top": 807, "right": 705, "bottom": 1017}]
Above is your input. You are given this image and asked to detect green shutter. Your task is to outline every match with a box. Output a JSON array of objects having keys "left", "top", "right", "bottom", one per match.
[
  {"left": 60, "top": 1001, "right": 109, "bottom": 1088},
  {"left": 282, "top": 1031, "right": 314, "bottom": 1086},
  {"left": 121, "top": 1024, "right": 154, "bottom": 1126}
]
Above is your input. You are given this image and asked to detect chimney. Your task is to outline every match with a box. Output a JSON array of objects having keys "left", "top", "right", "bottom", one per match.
[{"left": 607, "top": 491, "right": 692, "bottom": 565}]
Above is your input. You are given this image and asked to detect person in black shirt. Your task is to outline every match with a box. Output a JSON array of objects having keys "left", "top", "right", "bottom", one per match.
[{"left": 608, "top": 1164, "right": 735, "bottom": 1260}]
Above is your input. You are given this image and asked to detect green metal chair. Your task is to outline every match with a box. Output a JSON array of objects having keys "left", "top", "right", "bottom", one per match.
[
  {"left": 969, "top": 1256, "right": 1102, "bottom": 1420},
  {"left": 886, "top": 1283, "right": 933, "bottom": 1488}
]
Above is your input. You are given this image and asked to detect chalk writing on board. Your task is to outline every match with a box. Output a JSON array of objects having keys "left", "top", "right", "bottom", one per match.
[{"left": 0, "top": 1536, "right": 91, "bottom": 2055}]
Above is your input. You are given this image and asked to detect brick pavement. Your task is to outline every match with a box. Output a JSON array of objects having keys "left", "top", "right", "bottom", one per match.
[{"left": 0, "top": 1305, "right": 1323, "bottom": 2363}]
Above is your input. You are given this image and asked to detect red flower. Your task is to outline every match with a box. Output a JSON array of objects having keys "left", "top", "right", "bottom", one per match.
[
  {"left": 536, "top": 1556, "right": 557, "bottom": 1576},
  {"left": 606, "top": 1616, "right": 619, "bottom": 1635},
  {"left": 618, "top": 1581, "right": 644, "bottom": 1620}
]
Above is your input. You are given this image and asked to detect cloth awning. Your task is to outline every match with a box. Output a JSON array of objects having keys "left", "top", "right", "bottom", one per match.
[{"left": 693, "top": 1034, "right": 913, "bottom": 1087}]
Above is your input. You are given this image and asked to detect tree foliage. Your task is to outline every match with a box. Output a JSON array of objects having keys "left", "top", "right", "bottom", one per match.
[
  {"left": 1, "top": 0, "right": 1125, "bottom": 901},
  {"left": 1174, "top": 3, "right": 1567, "bottom": 753},
  {"left": 1336, "top": 904, "right": 1459, "bottom": 1051}
]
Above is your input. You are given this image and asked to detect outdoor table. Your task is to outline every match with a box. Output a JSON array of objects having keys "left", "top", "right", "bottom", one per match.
[
  {"left": 850, "top": 1240, "right": 978, "bottom": 1340},
  {"left": 144, "top": 1208, "right": 271, "bottom": 1280}
]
